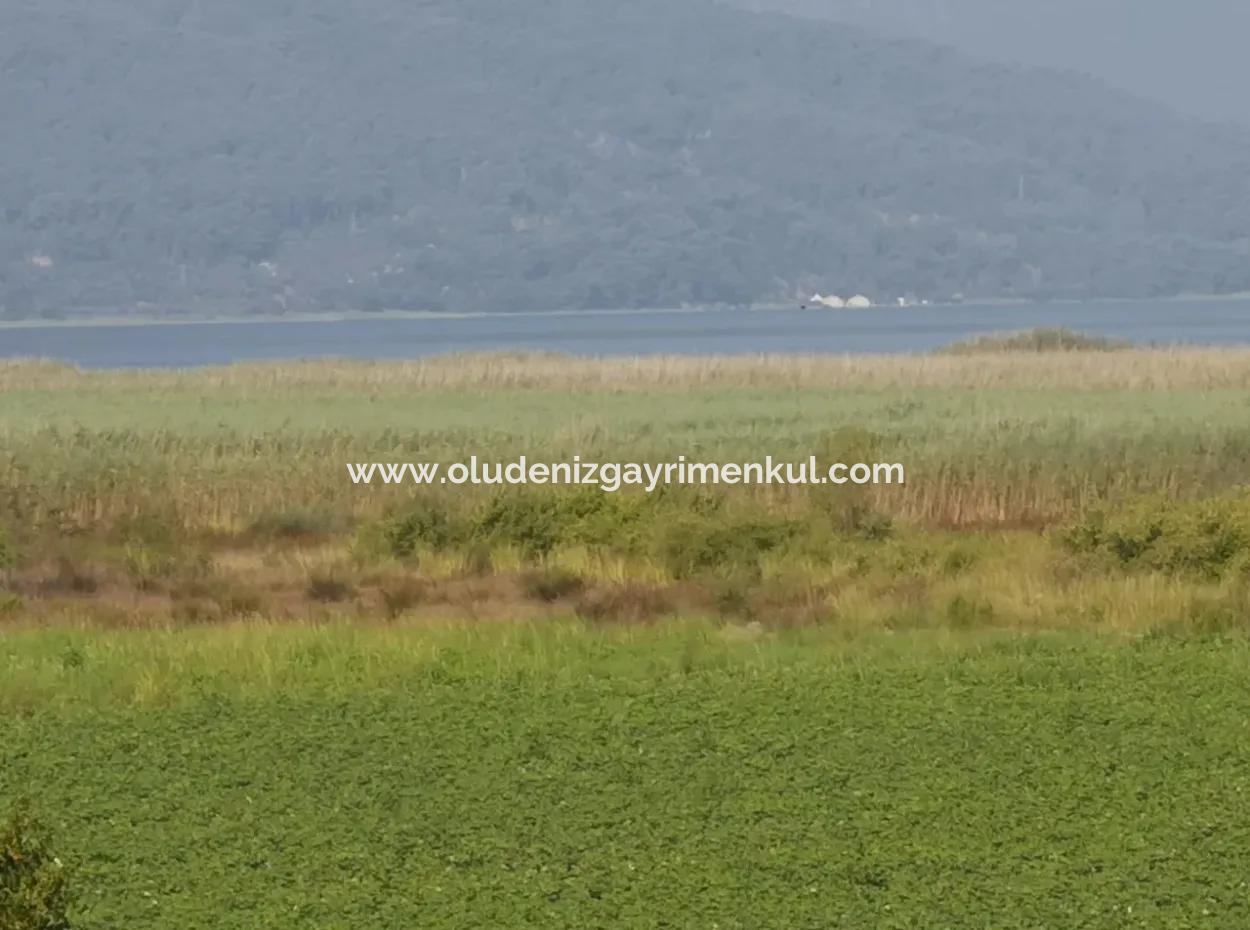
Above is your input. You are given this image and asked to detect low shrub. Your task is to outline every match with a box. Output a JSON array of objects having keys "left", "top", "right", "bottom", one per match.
[
  {"left": 939, "top": 327, "right": 1131, "bottom": 354},
  {"left": 940, "top": 547, "right": 977, "bottom": 575},
  {"left": 470, "top": 489, "right": 655, "bottom": 560},
  {"left": 381, "top": 500, "right": 458, "bottom": 558},
  {"left": 470, "top": 491, "right": 594, "bottom": 559},
  {"left": 0, "top": 800, "right": 71, "bottom": 930},
  {"left": 1058, "top": 495, "right": 1250, "bottom": 578},
  {"left": 655, "top": 513, "right": 798, "bottom": 580},
  {"left": 840, "top": 502, "right": 894, "bottom": 541}
]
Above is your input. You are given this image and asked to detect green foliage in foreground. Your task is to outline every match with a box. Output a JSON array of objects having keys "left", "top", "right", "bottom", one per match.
[
  {"left": 1, "top": 801, "right": 71, "bottom": 930},
  {"left": 3, "top": 626, "right": 1250, "bottom": 929}
]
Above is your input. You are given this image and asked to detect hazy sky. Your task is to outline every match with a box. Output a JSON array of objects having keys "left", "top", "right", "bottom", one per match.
[{"left": 739, "top": 0, "right": 1250, "bottom": 124}]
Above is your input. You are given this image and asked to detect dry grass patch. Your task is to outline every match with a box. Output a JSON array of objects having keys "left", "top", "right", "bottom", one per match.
[{"left": 7, "top": 346, "right": 1250, "bottom": 391}]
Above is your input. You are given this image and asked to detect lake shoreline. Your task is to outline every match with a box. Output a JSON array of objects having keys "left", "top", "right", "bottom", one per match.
[
  {"left": 4, "top": 297, "right": 1249, "bottom": 368},
  {"left": 5, "top": 291, "right": 1250, "bottom": 332}
]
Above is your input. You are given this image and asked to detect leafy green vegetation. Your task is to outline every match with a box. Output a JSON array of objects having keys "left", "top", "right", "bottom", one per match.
[
  {"left": 1059, "top": 494, "right": 1250, "bottom": 578},
  {"left": 1, "top": 800, "right": 71, "bottom": 930},
  {"left": 3, "top": 626, "right": 1250, "bottom": 928},
  {"left": 937, "top": 327, "right": 1131, "bottom": 354}
]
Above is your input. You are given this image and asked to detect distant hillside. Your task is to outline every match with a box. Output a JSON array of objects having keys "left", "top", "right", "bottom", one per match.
[
  {"left": 735, "top": 0, "right": 1250, "bottom": 126},
  {"left": 3, "top": 0, "right": 1249, "bottom": 318}
]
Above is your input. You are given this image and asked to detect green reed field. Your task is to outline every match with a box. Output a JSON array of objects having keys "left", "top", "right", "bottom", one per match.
[
  {"left": 2, "top": 341, "right": 1250, "bottom": 631},
  {"left": 3, "top": 337, "right": 1250, "bottom": 927}
]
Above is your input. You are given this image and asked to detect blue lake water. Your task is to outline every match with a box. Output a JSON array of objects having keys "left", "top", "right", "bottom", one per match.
[{"left": 2, "top": 298, "right": 1249, "bottom": 368}]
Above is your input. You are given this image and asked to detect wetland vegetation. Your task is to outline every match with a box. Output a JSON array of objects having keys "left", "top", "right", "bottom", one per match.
[{"left": 3, "top": 340, "right": 1249, "bottom": 927}]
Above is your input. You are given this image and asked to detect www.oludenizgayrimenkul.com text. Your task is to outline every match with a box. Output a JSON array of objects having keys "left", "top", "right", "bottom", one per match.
[{"left": 347, "top": 456, "right": 905, "bottom": 493}]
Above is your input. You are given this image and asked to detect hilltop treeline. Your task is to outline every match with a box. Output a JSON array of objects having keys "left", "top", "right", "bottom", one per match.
[{"left": 3, "top": 0, "right": 1250, "bottom": 318}]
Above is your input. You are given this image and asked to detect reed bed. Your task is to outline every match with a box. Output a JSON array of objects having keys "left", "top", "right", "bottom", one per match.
[
  {"left": 7, "top": 345, "right": 1250, "bottom": 391},
  {"left": 3, "top": 435, "right": 1243, "bottom": 532},
  {"left": 3, "top": 378, "right": 1246, "bottom": 529},
  {"left": 3, "top": 348, "right": 1249, "bottom": 630}
]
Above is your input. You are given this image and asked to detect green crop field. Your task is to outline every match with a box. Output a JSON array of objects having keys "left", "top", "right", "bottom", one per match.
[{"left": 3, "top": 626, "right": 1250, "bottom": 928}]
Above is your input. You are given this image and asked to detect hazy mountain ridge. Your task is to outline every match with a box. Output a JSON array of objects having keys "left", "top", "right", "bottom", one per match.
[
  {"left": 734, "top": 0, "right": 1250, "bottom": 125},
  {"left": 3, "top": 0, "right": 1249, "bottom": 318}
]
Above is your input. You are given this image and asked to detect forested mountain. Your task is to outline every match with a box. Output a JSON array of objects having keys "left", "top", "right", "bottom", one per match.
[
  {"left": 737, "top": 0, "right": 1250, "bottom": 126},
  {"left": 3, "top": 0, "right": 1250, "bottom": 318}
]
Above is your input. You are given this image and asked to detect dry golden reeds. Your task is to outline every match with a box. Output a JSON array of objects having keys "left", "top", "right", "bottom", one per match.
[{"left": 7, "top": 346, "right": 1250, "bottom": 392}]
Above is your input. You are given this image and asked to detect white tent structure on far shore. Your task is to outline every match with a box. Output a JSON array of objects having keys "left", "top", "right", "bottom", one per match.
[{"left": 809, "top": 293, "right": 846, "bottom": 309}]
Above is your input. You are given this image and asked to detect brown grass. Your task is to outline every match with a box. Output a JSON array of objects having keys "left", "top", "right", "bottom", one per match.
[{"left": 7, "top": 347, "right": 1250, "bottom": 391}]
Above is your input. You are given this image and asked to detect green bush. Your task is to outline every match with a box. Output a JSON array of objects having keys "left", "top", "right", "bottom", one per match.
[
  {"left": 382, "top": 500, "right": 459, "bottom": 558},
  {"left": 470, "top": 493, "right": 569, "bottom": 559},
  {"left": 557, "top": 489, "right": 652, "bottom": 552},
  {"left": 656, "top": 512, "right": 798, "bottom": 580},
  {"left": 1, "top": 800, "right": 71, "bottom": 930},
  {"left": 1059, "top": 495, "right": 1250, "bottom": 578},
  {"left": 470, "top": 490, "right": 618, "bottom": 559},
  {"left": 938, "top": 327, "right": 1131, "bottom": 354}
]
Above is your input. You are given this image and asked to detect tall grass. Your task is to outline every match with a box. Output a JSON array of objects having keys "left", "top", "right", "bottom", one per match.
[
  {"left": 0, "top": 619, "right": 1199, "bottom": 713},
  {"left": 3, "top": 350, "right": 1249, "bottom": 630},
  {"left": 6, "top": 345, "right": 1250, "bottom": 391},
  {"left": 2, "top": 382, "right": 1247, "bottom": 528}
]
